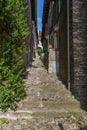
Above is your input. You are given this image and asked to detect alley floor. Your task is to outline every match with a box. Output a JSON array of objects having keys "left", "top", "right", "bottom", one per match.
[{"left": 0, "top": 57, "right": 87, "bottom": 130}]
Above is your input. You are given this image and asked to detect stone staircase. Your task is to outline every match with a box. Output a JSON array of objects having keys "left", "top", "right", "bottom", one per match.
[
  {"left": 17, "top": 57, "right": 81, "bottom": 115},
  {"left": 0, "top": 58, "right": 87, "bottom": 130}
]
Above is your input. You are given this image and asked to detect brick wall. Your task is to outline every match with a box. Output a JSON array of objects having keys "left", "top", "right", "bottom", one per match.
[{"left": 71, "top": 0, "right": 87, "bottom": 104}]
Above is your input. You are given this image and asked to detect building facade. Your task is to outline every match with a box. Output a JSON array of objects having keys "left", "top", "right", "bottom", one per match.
[
  {"left": 42, "top": 0, "right": 87, "bottom": 107},
  {"left": 71, "top": 0, "right": 87, "bottom": 106}
]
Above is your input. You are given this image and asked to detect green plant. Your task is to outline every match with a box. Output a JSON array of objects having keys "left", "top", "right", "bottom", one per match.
[
  {"left": 37, "top": 47, "right": 43, "bottom": 56},
  {"left": 0, "top": 0, "right": 29, "bottom": 111},
  {"left": 0, "top": 118, "right": 9, "bottom": 124}
]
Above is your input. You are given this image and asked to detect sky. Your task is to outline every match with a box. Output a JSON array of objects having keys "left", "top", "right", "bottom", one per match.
[{"left": 37, "top": 0, "right": 44, "bottom": 31}]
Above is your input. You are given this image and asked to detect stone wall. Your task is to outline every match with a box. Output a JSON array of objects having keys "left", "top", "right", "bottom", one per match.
[
  {"left": 23, "top": 0, "right": 33, "bottom": 68},
  {"left": 71, "top": 0, "right": 87, "bottom": 104},
  {"left": 23, "top": 0, "right": 38, "bottom": 68}
]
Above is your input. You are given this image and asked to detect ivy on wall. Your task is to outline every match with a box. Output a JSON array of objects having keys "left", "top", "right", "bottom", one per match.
[{"left": 0, "top": 0, "right": 29, "bottom": 111}]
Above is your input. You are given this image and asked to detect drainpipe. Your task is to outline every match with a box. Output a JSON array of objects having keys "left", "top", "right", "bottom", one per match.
[{"left": 67, "top": 0, "right": 70, "bottom": 90}]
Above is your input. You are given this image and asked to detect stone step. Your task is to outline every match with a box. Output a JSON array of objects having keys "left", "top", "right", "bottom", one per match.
[
  {"left": 24, "top": 95, "right": 78, "bottom": 104},
  {"left": 0, "top": 106, "right": 83, "bottom": 121},
  {"left": 0, "top": 110, "right": 86, "bottom": 130},
  {"left": 18, "top": 99, "right": 81, "bottom": 113},
  {"left": 25, "top": 86, "right": 77, "bottom": 103}
]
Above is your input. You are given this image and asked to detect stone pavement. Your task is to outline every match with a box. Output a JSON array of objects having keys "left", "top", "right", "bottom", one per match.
[{"left": 0, "top": 57, "right": 87, "bottom": 130}]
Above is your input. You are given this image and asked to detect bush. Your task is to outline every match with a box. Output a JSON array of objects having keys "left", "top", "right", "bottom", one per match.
[
  {"left": 0, "top": 0, "right": 29, "bottom": 112},
  {"left": 37, "top": 47, "right": 43, "bottom": 56}
]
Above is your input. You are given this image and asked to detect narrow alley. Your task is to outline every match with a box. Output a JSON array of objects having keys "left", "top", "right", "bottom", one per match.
[
  {"left": 1, "top": 0, "right": 87, "bottom": 129},
  {"left": 0, "top": 57, "right": 87, "bottom": 130}
]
